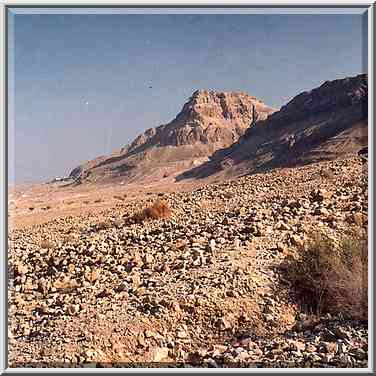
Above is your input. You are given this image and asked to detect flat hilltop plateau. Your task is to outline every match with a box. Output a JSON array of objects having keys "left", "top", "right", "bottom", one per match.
[{"left": 8, "top": 155, "right": 368, "bottom": 368}]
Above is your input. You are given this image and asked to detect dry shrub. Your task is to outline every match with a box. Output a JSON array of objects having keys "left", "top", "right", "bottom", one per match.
[
  {"left": 83, "top": 200, "right": 90, "bottom": 205},
  {"left": 40, "top": 239, "right": 54, "bottom": 249},
  {"left": 284, "top": 229, "right": 367, "bottom": 319},
  {"left": 62, "top": 234, "right": 77, "bottom": 245},
  {"left": 133, "top": 199, "right": 172, "bottom": 223},
  {"left": 114, "top": 195, "right": 126, "bottom": 201},
  {"left": 113, "top": 218, "right": 125, "bottom": 228},
  {"left": 97, "top": 220, "right": 112, "bottom": 231},
  {"left": 94, "top": 198, "right": 103, "bottom": 203},
  {"left": 321, "top": 168, "right": 335, "bottom": 180}
]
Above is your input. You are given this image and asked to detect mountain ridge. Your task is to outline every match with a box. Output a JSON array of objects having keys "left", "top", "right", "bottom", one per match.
[
  {"left": 177, "top": 73, "right": 368, "bottom": 182},
  {"left": 68, "top": 89, "right": 276, "bottom": 184}
]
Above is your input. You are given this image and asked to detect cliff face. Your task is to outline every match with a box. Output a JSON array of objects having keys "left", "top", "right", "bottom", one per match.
[
  {"left": 178, "top": 74, "right": 368, "bottom": 181},
  {"left": 69, "top": 90, "right": 276, "bottom": 184},
  {"left": 126, "top": 90, "right": 275, "bottom": 153}
]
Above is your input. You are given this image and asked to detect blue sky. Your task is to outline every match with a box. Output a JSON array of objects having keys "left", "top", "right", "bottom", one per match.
[{"left": 8, "top": 11, "right": 367, "bottom": 184}]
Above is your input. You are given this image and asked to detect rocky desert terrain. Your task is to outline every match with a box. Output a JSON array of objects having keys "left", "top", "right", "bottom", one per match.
[
  {"left": 8, "top": 73, "right": 369, "bottom": 368},
  {"left": 8, "top": 155, "right": 368, "bottom": 368}
]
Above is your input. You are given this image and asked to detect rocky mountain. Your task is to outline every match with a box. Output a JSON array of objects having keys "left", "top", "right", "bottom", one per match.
[
  {"left": 178, "top": 74, "right": 368, "bottom": 181},
  {"left": 69, "top": 90, "right": 276, "bottom": 184}
]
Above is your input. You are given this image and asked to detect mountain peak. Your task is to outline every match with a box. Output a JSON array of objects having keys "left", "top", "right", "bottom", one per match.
[
  {"left": 177, "top": 73, "right": 368, "bottom": 182},
  {"left": 126, "top": 89, "right": 276, "bottom": 153},
  {"left": 69, "top": 89, "right": 276, "bottom": 183}
]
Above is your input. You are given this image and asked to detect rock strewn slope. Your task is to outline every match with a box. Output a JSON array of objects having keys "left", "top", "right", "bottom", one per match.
[{"left": 9, "top": 156, "right": 367, "bottom": 368}]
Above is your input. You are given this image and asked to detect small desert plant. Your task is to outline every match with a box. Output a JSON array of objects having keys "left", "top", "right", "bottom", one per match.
[
  {"left": 133, "top": 199, "right": 172, "bottom": 223},
  {"left": 62, "top": 234, "right": 77, "bottom": 245},
  {"left": 40, "top": 239, "right": 54, "bottom": 249},
  {"left": 321, "top": 168, "right": 335, "bottom": 180},
  {"left": 28, "top": 207, "right": 34, "bottom": 211},
  {"left": 96, "top": 220, "right": 112, "bottom": 231},
  {"left": 113, "top": 219, "right": 125, "bottom": 228},
  {"left": 113, "top": 195, "right": 126, "bottom": 201},
  {"left": 94, "top": 198, "right": 103, "bottom": 203},
  {"left": 284, "top": 229, "right": 367, "bottom": 319},
  {"left": 83, "top": 200, "right": 90, "bottom": 205}
]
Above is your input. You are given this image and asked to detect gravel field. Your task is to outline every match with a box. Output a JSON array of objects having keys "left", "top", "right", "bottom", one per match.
[{"left": 8, "top": 156, "right": 368, "bottom": 368}]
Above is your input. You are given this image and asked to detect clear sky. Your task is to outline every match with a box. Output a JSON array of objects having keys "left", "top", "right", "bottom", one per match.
[{"left": 8, "top": 10, "right": 367, "bottom": 184}]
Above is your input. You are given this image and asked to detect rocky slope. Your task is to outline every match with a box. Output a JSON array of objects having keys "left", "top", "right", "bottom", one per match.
[
  {"left": 69, "top": 91, "right": 275, "bottom": 184},
  {"left": 178, "top": 74, "right": 368, "bottom": 181},
  {"left": 9, "top": 156, "right": 368, "bottom": 367}
]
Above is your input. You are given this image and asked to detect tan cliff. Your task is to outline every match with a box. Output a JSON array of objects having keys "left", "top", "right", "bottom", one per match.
[{"left": 69, "top": 90, "right": 276, "bottom": 184}]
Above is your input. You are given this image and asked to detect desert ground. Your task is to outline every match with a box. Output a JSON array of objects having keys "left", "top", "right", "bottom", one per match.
[
  {"left": 8, "top": 155, "right": 368, "bottom": 368},
  {"left": 8, "top": 176, "right": 199, "bottom": 230}
]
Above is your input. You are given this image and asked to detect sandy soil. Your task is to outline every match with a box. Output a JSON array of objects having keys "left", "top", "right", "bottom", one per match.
[{"left": 8, "top": 178, "right": 206, "bottom": 230}]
